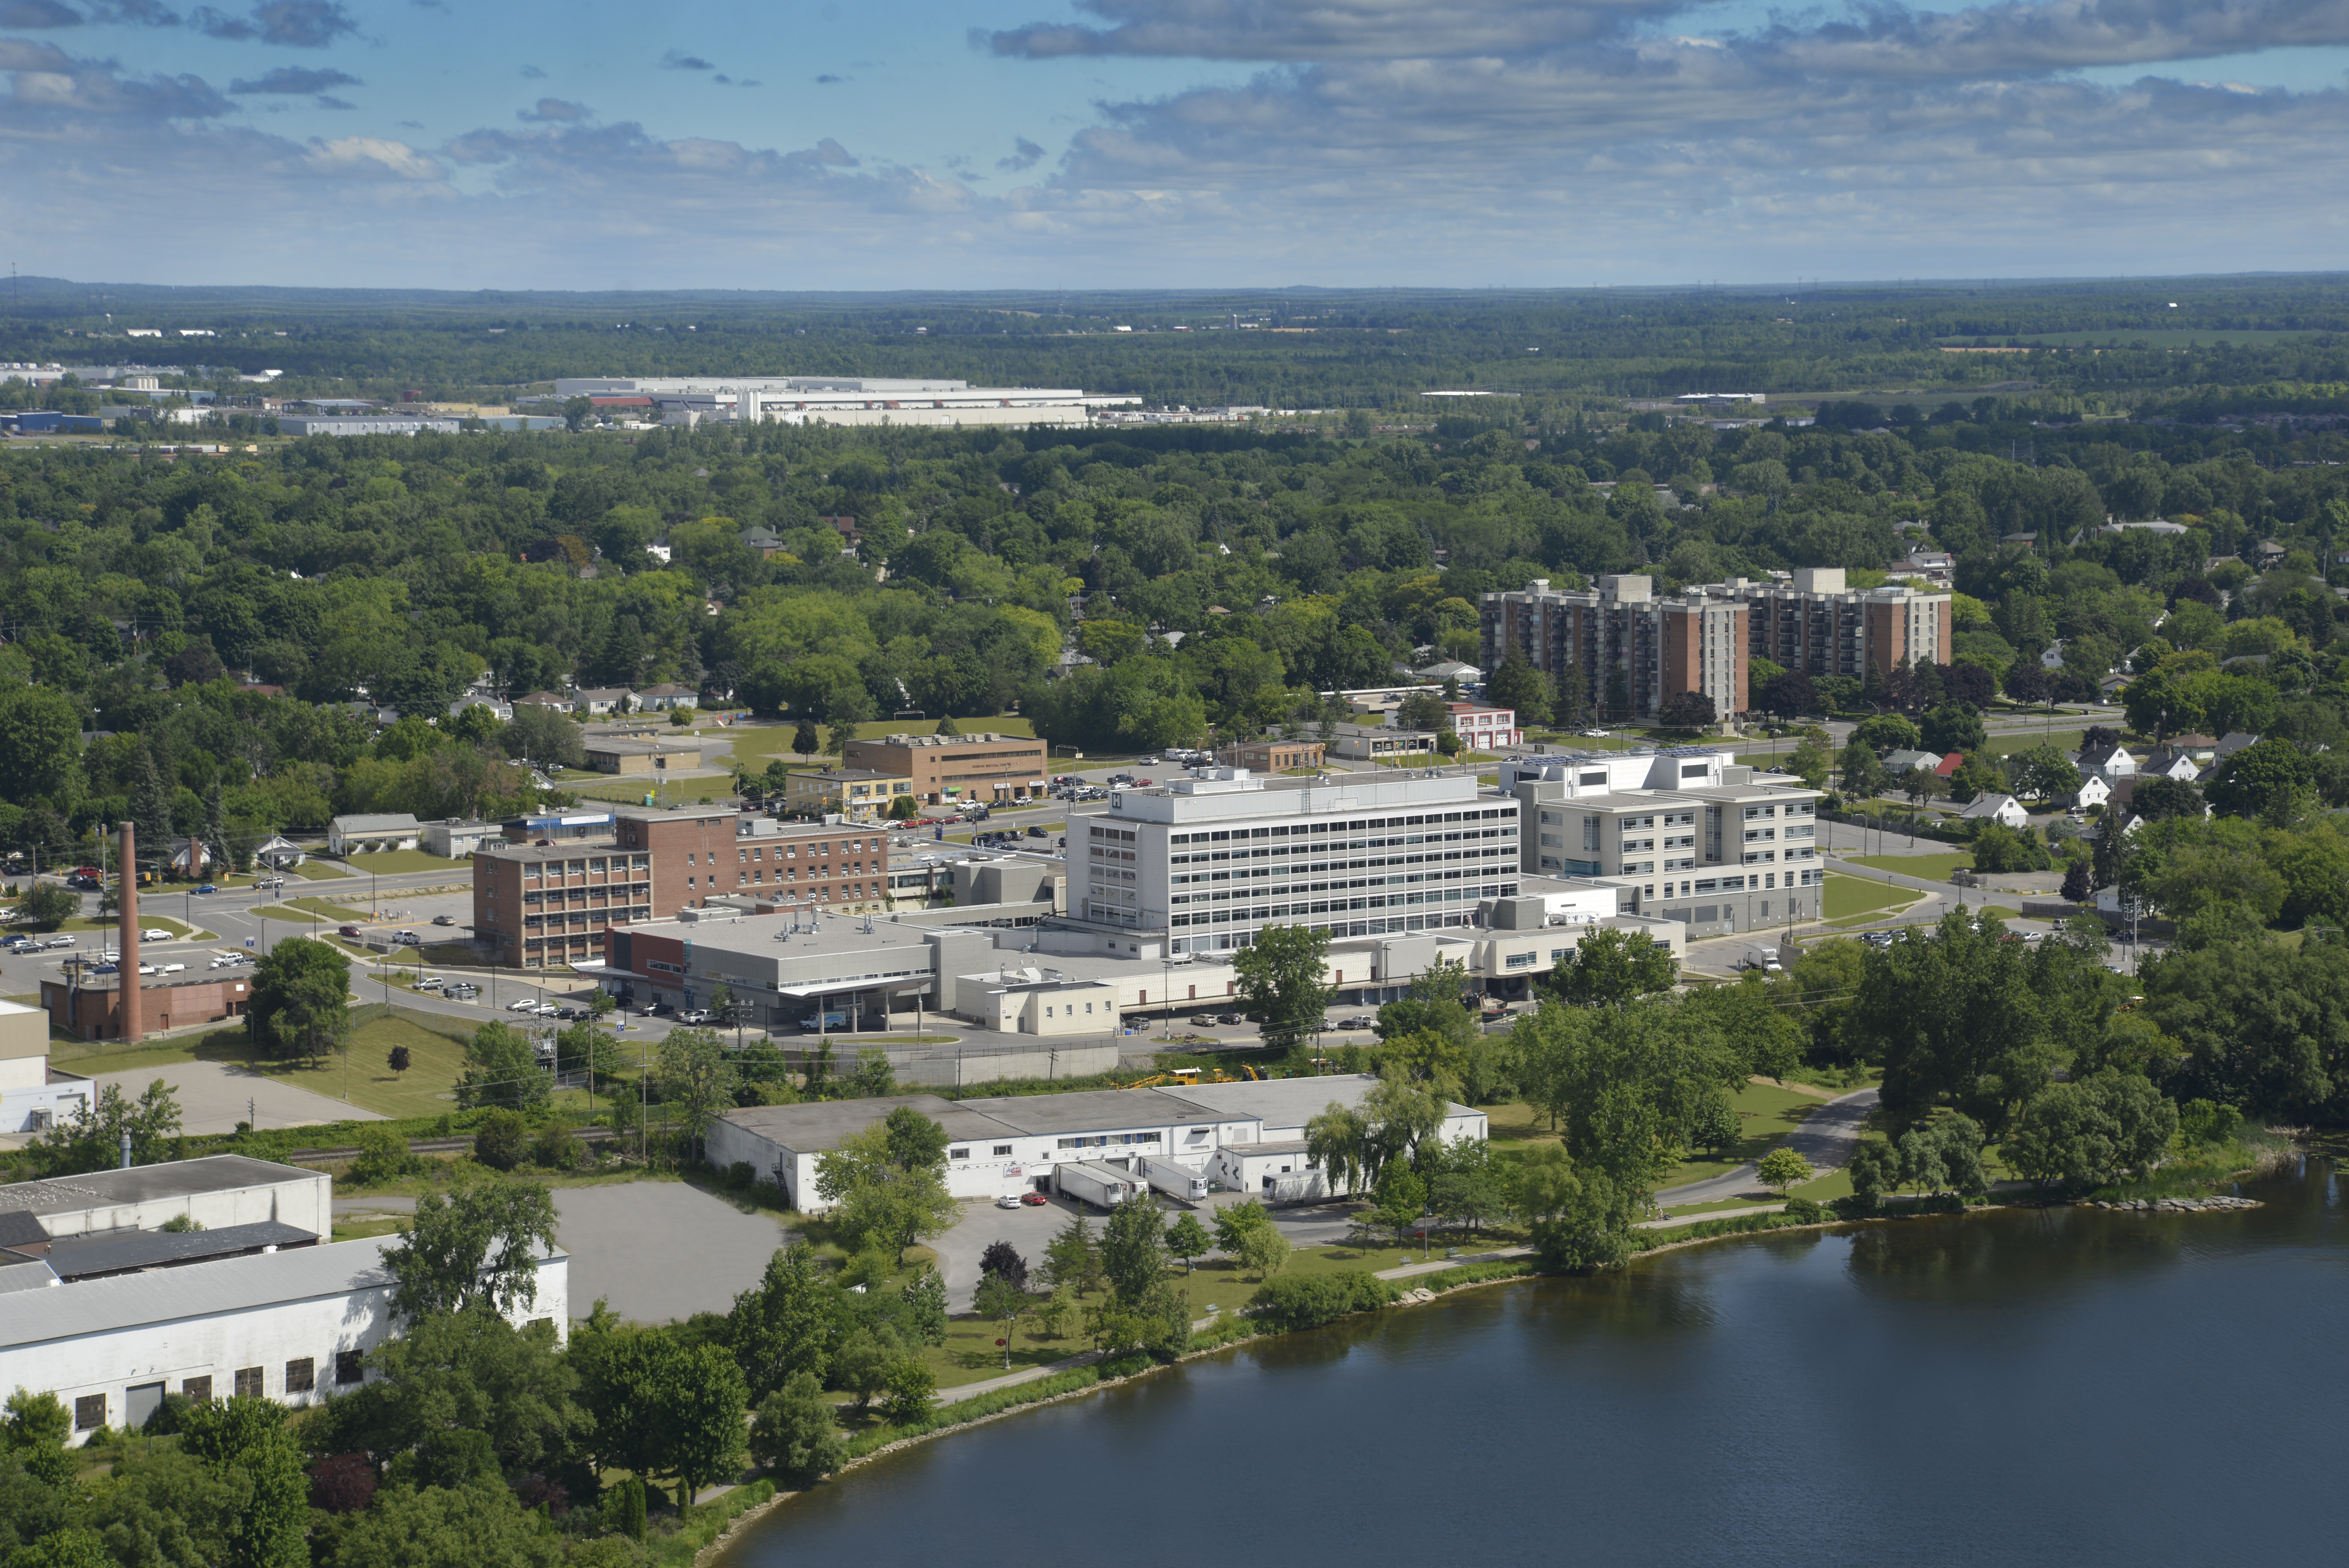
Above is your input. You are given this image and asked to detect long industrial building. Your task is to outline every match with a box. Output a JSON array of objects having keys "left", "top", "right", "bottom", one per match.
[
  {"left": 552, "top": 376, "right": 1139, "bottom": 429},
  {"left": 1480, "top": 568, "right": 1952, "bottom": 722}
]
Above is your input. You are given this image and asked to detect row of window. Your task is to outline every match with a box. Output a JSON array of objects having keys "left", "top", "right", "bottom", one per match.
[
  {"left": 522, "top": 855, "right": 651, "bottom": 880},
  {"left": 1171, "top": 845, "right": 1512, "bottom": 885},
  {"left": 1169, "top": 807, "right": 1516, "bottom": 846},
  {"left": 1171, "top": 826, "right": 1514, "bottom": 863},
  {"left": 73, "top": 1354, "right": 365, "bottom": 1429},
  {"left": 1170, "top": 886, "right": 1512, "bottom": 925},
  {"left": 1170, "top": 864, "right": 1502, "bottom": 904}
]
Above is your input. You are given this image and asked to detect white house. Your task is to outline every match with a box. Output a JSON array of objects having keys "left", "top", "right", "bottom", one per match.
[
  {"left": 326, "top": 813, "right": 420, "bottom": 855},
  {"left": 2041, "top": 640, "right": 2068, "bottom": 670},
  {"left": 448, "top": 695, "right": 513, "bottom": 723},
  {"left": 2066, "top": 774, "right": 2112, "bottom": 811},
  {"left": 1882, "top": 748, "right": 1945, "bottom": 776},
  {"left": 1959, "top": 792, "right": 2031, "bottom": 829},
  {"left": 633, "top": 683, "right": 697, "bottom": 712},
  {"left": 574, "top": 687, "right": 635, "bottom": 716},
  {"left": 2076, "top": 741, "right": 2137, "bottom": 782},
  {"left": 253, "top": 834, "right": 306, "bottom": 869}
]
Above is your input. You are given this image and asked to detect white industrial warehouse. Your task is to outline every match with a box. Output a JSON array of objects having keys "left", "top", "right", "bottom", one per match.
[
  {"left": 705, "top": 1074, "right": 1487, "bottom": 1212},
  {"left": 553, "top": 375, "right": 1139, "bottom": 429}
]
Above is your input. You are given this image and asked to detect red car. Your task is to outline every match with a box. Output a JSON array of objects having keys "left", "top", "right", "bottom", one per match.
[{"left": 1019, "top": 1191, "right": 1049, "bottom": 1206}]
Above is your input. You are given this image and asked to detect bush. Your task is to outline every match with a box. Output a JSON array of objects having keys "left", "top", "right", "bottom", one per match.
[
  {"left": 473, "top": 1108, "right": 528, "bottom": 1171},
  {"left": 530, "top": 1123, "right": 580, "bottom": 1171},
  {"left": 1246, "top": 1270, "right": 1397, "bottom": 1331},
  {"left": 1780, "top": 1196, "right": 1827, "bottom": 1223},
  {"left": 350, "top": 1124, "right": 425, "bottom": 1185},
  {"left": 1829, "top": 1194, "right": 1880, "bottom": 1220},
  {"left": 726, "top": 1161, "right": 755, "bottom": 1190}
]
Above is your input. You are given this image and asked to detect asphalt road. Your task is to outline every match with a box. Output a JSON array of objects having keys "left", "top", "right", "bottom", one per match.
[{"left": 1654, "top": 1086, "right": 1880, "bottom": 1209}]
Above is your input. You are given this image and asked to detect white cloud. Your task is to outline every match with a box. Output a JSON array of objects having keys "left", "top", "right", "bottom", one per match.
[{"left": 302, "top": 134, "right": 441, "bottom": 180}]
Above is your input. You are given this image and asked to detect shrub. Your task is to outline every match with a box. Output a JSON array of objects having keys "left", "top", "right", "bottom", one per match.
[
  {"left": 351, "top": 1124, "right": 425, "bottom": 1185},
  {"left": 473, "top": 1109, "right": 528, "bottom": 1171},
  {"left": 1246, "top": 1270, "right": 1397, "bottom": 1331},
  {"left": 530, "top": 1123, "right": 580, "bottom": 1171},
  {"left": 1780, "top": 1196, "right": 1827, "bottom": 1223},
  {"left": 726, "top": 1160, "right": 755, "bottom": 1190}
]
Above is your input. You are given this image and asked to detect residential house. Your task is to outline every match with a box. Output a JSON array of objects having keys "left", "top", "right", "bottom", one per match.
[
  {"left": 1933, "top": 753, "right": 1966, "bottom": 779},
  {"left": 1412, "top": 659, "right": 1484, "bottom": 686},
  {"left": 166, "top": 837, "right": 215, "bottom": 878},
  {"left": 2040, "top": 640, "right": 2069, "bottom": 670},
  {"left": 1891, "top": 550, "right": 1955, "bottom": 586},
  {"left": 739, "top": 526, "right": 790, "bottom": 559},
  {"left": 253, "top": 835, "right": 306, "bottom": 869},
  {"left": 574, "top": 688, "right": 635, "bottom": 716},
  {"left": 1957, "top": 793, "right": 2030, "bottom": 829},
  {"left": 326, "top": 814, "right": 420, "bottom": 855},
  {"left": 513, "top": 691, "right": 571, "bottom": 714},
  {"left": 633, "top": 683, "right": 697, "bottom": 712},
  {"left": 2066, "top": 774, "right": 2112, "bottom": 811},
  {"left": 449, "top": 695, "right": 513, "bottom": 722},
  {"left": 2077, "top": 740, "right": 2137, "bottom": 782},
  {"left": 786, "top": 768, "right": 913, "bottom": 823},
  {"left": 1882, "top": 749, "right": 1945, "bottom": 776}
]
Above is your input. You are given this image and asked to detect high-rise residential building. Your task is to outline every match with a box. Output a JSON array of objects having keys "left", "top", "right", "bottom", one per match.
[
  {"left": 1481, "top": 568, "right": 1951, "bottom": 721},
  {"left": 1089, "top": 771, "right": 1521, "bottom": 954}
]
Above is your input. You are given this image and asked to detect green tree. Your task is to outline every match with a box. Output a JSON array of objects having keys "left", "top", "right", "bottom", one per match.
[
  {"left": 828, "top": 1327, "right": 901, "bottom": 1413},
  {"left": 248, "top": 937, "right": 350, "bottom": 1066},
  {"left": 1099, "top": 1194, "right": 1170, "bottom": 1302},
  {"left": 1164, "top": 1211, "right": 1211, "bottom": 1274},
  {"left": 1690, "top": 1089, "right": 1740, "bottom": 1155},
  {"left": 1839, "top": 742, "right": 1887, "bottom": 800},
  {"left": 1483, "top": 652, "right": 1550, "bottom": 728},
  {"left": 12, "top": 882, "right": 76, "bottom": 928},
  {"left": 812, "top": 1117, "right": 957, "bottom": 1253},
  {"left": 349, "top": 1123, "right": 424, "bottom": 1185},
  {"left": 2, "top": 1390, "right": 75, "bottom": 1490},
  {"left": 1305, "top": 1099, "right": 1373, "bottom": 1199},
  {"left": 178, "top": 1396, "right": 308, "bottom": 1568},
  {"left": 0, "top": 686, "right": 82, "bottom": 806},
  {"left": 2003, "top": 1070, "right": 2180, "bottom": 1189},
  {"left": 656, "top": 1026, "right": 740, "bottom": 1164},
  {"left": 792, "top": 719, "right": 820, "bottom": 760},
  {"left": 572, "top": 1320, "right": 747, "bottom": 1509},
  {"left": 1845, "top": 1139, "right": 1900, "bottom": 1209},
  {"left": 381, "top": 1176, "right": 560, "bottom": 1324},
  {"left": 2008, "top": 743, "right": 2082, "bottom": 804},
  {"left": 1512, "top": 1144, "right": 1630, "bottom": 1271},
  {"left": 1786, "top": 730, "right": 1836, "bottom": 789},
  {"left": 20, "top": 1077, "right": 181, "bottom": 1177},
  {"left": 314, "top": 1475, "right": 563, "bottom": 1568},
  {"left": 730, "top": 1242, "right": 836, "bottom": 1400},
  {"left": 1851, "top": 713, "right": 1920, "bottom": 755},
  {"left": 454, "top": 1021, "right": 550, "bottom": 1114},
  {"left": 1919, "top": 701, "right": 1988, "bottom": 757},
  {"left": 1371, "top": 1161, "right": 1427, "bottom": 1246},
  {"left": 1232, "top": 922, "right": 1335, "bottom": 1048},
  {"left": 1756, "top": 1146, "right": 1813, "bottom": 1193},
  {"left": 749, "top": 1372, "right": 847, "bottom": 1477},
  {"left": 303, "top": 1311, "right": 586, "bottom": 1481},
  {"left": 2206, "top": 736, "right": 2313, "bottom": 821},
  {"left": 973, "top": 1273, "right": 1027, "bottom": 1368},
  {"left": 1235, "top": 1217, "right": 1291, "bottom": 1281},
  {"left": 504, "top": 705, "right": 585, "bottom": 770},
  {"left": 1040, "top": 1211, "right": 1102, "bottom": 1295},
  {"left": 1543, "top": 925, "right": 1678, "bottom": 1007}
]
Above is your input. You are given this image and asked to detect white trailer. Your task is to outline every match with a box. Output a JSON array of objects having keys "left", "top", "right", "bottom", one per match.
[
  {"left": 1138, "top": 1156, "right": 1210, "bottom": 1203},
  {"left": 1054, "top": 1159, "right": 1145, "bottom": 1210}
]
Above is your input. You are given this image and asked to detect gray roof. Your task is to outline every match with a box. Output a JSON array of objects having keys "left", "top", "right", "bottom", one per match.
[
  {"left": 959, "top": 1087, "right": 1219, "bottom": 1136},
  {"left": 0, "top": 1257, "right": 59, "bottom": 1294},
  {"left": 1148, "top": 1074, "right": 1385, "bottom": 1128},
  {"left": 0, "top": 1155, "right": 315, "bottom": 1219},
  {"left": 41, "top": 1220, "right": 319, "bottom": 1281},
  {"left": 0, "top": 1237, "right": 565, "bottom": 1349},
  {"left": 1222, "top": 1140, "right": 1310, "bottom": 1156},
  {"left": 0, "top": 1210, "right": 48, "bottom": 1249},
  {"left": 330, "top": 813, "right": 420, "bottom": 834},
  {"left": 716, "top": 1094, "right": 1018, "bottom": 1155}
]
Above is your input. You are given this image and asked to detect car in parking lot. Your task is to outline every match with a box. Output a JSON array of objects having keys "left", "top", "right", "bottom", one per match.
[
  {"left": 1215, "top": 1012, "right": 1243, "bottom": 1026},
  {"left": 157, "top": 962, "right": 185, "bottom": 975},
  {"left": 531, "top": 1002, "right": 560, "bottom": 1017},
  {"left": 394, "top": 930, "right": 421, "bottom": 944},
  {"left": 44, "top": 935, "right": 76, "bottom": 949},
  {"left": 91, "top": 961, "right": 118, "bottom": 975},
  {"left": 1331, "top": 1015, "right": 1374, "bottom": 1030},
  {"left": 677, "top": 1008, "right": 718, "bottom": 1025},
  {"left": 445, "top": 983, "right": 478, "bottom": 1001},
  {"left": 995, "top": 1194, "right": 1023, "bottom": 1209},
  {"left": 555, "top": 1006, "right": 585, "bottom": 1020},
  {"left": 0, "top": 937, "right": 35, "bottom": 954},
  {"left": 432, "top": 914, "right": 456, "bottom": 926},
  {"left": 1019, "top": 1191, "right": 1048, "bottom": 1206}
]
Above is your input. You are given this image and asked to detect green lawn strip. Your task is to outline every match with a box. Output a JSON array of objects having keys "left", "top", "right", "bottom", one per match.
[
  {"left": 251, "top": 895, "right": 378, "bottom": 924},
  {"left": 330, "top": 849, "right": 471, "bottom": 875},
  {"left": 1983, "top": 727, "right": 2085, "bottom": 760},
  {"left": 1821, "top": 871, "right": 1919, "bottom": 923},
  {"left": 57, "top": 914, "right": 208, "bottom": 939},
  {"left": 1652, "top": 1081, "right": 1830, "bottom": 1190},
  {"left": 284, "top": 861, "right": 352, "bottom": 880}
]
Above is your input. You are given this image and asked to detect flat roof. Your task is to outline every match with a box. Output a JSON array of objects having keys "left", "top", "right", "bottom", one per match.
[
  {"left": 631, "top": 910, "right": 966, "bottom": 962},
  {"left": 41, "top": 1219, "right": 318, "bottom": 1279},
  {"left": 0, "top": 1155, "right": 317, "bottom": 1219},
  {"left": 957, "top": 1087, "right": 1219, "bottom": 1135},
  {"left": 480, "top": 843, "right": 626, "bottom": 864},
  {"left": 585, "top": 739, "right": 700, "bottom": 755},
  {"left": 0, "top": 1257, "right": 59, "bottom": 1294},
  {"left": 0, "top": 1237, "right": 565, "bottom": 1348},
  {"left": 1223, "top": 1140, "right": 1310, "bottom": 1156},
  {"left": 717, "top": 1094, "right": 1018, "bottom": 1154}
]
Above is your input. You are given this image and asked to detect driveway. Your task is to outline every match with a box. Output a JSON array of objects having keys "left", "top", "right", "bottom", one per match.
[
  {"left": 91, "top": 1059, "right": 388, "bottom": 1137},
  {"left": 552, "top": 1182, "right": 791, "bottom": 1323},
  {"left": 1655, "top": 1086, "right": 1878, "bottom": 1209},
  {"left": 930, "top": 1192, "right": 1085, "bottom": 1311}
]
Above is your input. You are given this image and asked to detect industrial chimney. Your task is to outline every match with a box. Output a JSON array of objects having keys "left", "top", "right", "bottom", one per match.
[{"left": 118, "top": 822, "right": 141, "bottom": 1046}]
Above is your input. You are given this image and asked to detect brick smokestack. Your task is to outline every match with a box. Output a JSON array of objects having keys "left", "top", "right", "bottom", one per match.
[{"left": 118, "top": 822, "right": 141, "bottom": 1046}]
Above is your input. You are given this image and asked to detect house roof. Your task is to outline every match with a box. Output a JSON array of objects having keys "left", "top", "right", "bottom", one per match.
[
  {"left": 516, "top": 691, "right": 570, "bottom": 706},
  {"left": 1958, "top": 793, "right": 2021, "bottom": 817},
  {"left": 1933, "top": 753, "right": 1964, "bottom": 776},
  {"left": 636, "top": 683, "right": 695, "bottom": 698},
  {"left": 1883, "top": 749, "right": 1944, "bottom": 772},
  {"left": 330, "top": 813, "right": 419, "bottom": 834}
]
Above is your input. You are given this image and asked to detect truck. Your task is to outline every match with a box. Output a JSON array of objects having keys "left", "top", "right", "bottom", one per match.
[
  {"left": 1053, "top": 1159, "right": 1146, "bottom": 1210},
  {"left": 799, "top": 1009, "right": 848, "bottom": 1032},
  {"left": 1137, "top": 1156, "right": 1210, "bottom": 1203}
]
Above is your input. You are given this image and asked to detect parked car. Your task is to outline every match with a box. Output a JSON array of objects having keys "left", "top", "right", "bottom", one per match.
[
  {"left": 90, "top": 962, "right": 118, "bottom": 975},
  {"left": 799, "top": 1009, "right": 847, "bottom": 1031},
  {"left": 157, "top": 962, "right": 185, "bottom": 975},
  {"left": 141, "top": 928, "right": 171, "bottom": 942},
  {"left": 995, "top": 1194, "right": 1023, "bottom": 1209},
  {"left": 531, "top": 1002, "right": 560, "bottom": 1017},
  {"left": 394, "top": 930, "right": 421, "bottom": 944},
  {"left": 1215, "top": 1012, "right": 1243, "bottom": 1026},
  {"left": 555, "top": 1006, "right": 584, "bottom": 1020},
  {"left": 431, "top": 914, "right": 456, "bottom": 926},
  {"left": 445, "top": 984, "right": 478, "bottom": 1000},
  {"left": 1019, "top": 1191, "right": 1048, "bottom": 1206},
  {"left": 1026, "top": 825, "right": 1050, "bottom": 838},
  {"left": 193, "top": 884, "right": 218, "bottom": 894},
  {"left": 44, "top": 935, "right": 75, "bottom": 949},
  {"left": 677, "top": 1008, "right": 718, "bottom": 1025},
  {"left": 0, "top": 936, "right": 35, "bottom": 953}
]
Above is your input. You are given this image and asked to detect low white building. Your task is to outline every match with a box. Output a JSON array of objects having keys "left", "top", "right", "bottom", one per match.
[
  {"left": 1959, "top": 792, "right": 2031, "bottom": 829},
  {"left": 705, "top": 1075, "right": 1486, "bottom": 1212},
  {"left": 0, "top": 999, "right": 91, "bottom": 1134},
  {"left": 420, "top": 819, "right": 507, "bottom": 859},
  {"left": 0, "top": 1236, "right": 566, "bottom": 1444},
  {"left": 327, "top": 813, "right": 420, "bottom": 855},
  {"left": 0, "top": 1155, "right": 329, "bottom": 1239}
]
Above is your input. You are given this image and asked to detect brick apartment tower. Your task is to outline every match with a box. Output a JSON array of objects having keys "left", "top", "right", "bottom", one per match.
[{"left": 118, "top": 822, "right": 141, "bottom": 1046}]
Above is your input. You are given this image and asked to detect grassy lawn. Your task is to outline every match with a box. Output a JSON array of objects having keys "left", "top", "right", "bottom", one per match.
[
  {"left": 1984, "top": 727, "right": 2085, "bottom": 760},
  {"left": 1821, "top": 871, "right": 1919, "bottom": 923},
  {"left": 285, "top": 861, "right": 351, "bottom": 880},
  {"left": 56, "top": 914, "right": 208, "bottom": 939},
  {"left": 252, "top": 896, "right": 378, "bottom": 925},
  {"left": 1845, "top": 851, "right": 1974, "bottom": 881},
  {"left": 1652, "top": 1081, "right": 1830, "bottom": 1190},
  {"left": 333, "top": 850, "right": 471, "bottom": 875}
]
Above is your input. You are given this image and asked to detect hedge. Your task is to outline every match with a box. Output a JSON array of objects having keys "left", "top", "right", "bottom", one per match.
[{"left": 1246, "top": 1270, "right": 1398, "bottom": 1330}]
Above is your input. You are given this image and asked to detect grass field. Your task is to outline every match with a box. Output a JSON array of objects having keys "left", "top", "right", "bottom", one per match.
[
  {"left": 1651, "top": 1081, "right": 1832, "bottom": 1191},
  {"left": 1845, "top": 851, "right": 1973, "bottom": 880},
  {"left": 285, "top": 861, "right": 351, "bottom": 880},
  {"left": 1821, "top": 871, "right": 1920, "bottom": 923},
  {"left": 1941, "top": 329, "right": 2322, "bottom": 348},
  {"left": 330, "top": 850, "right": 470, "bottom": 875},
  {"left": 253, "top": 895, "right": 378, "bottom": 925},
  {"left": 56, "top": 914, "right": 205, "bottom": 939},
  {"left": 1983, "top": 727, "right": 2085, "bottom": 759}
]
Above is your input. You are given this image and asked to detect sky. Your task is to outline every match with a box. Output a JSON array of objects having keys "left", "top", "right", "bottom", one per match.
[{"left": 2, "top": 0, "right": 2347, "bottom": 290}]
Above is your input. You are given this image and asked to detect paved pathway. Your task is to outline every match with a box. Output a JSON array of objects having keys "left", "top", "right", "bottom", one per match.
[{"left": 1653, "top": 1086, "right": 1878, "bottom": 1210}]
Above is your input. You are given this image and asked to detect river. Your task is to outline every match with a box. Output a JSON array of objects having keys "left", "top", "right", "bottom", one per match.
[{"left": 722, "top": 1160, "right": 2349, "bottom": 1566}]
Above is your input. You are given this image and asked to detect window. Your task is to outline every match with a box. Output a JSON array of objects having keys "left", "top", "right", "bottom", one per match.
[
  {"left": 234, "top": 1367, "right": 264, "bottom": 1399},
  {"left": 950, "top": 1147, "right": 970, "bottom": 1160},
  {"left": 75, "top": 1394, "right": 105, "bottom": 1431},
  {"left": 285, "top": 1358, "right": 315, "bottom": 1393},
  {"left": 1505, "top": 952, "right": 1536, "bottom": 969},
  {"left": 335, "top": 1352, "right": 364, "bottom": 1386},
  {"left": 992, "top": 1144, "right": 1012, "bottom": 1156},
  {"left": 181, "top": 1376, "right": 212, "bottom": 1402}
]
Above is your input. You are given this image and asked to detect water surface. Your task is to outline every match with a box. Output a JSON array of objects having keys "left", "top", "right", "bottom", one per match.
[{"left": 726, "top": 1163, "right": 2349, "bottom": 1566}]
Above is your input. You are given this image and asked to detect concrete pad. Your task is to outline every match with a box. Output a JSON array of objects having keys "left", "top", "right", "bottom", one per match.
[
  {"left": 93, "top": 1059, "right": 387, "bottom": 1137},
  {"left": 552, "top": 1183, "right": 790, "bottom": 1323}
]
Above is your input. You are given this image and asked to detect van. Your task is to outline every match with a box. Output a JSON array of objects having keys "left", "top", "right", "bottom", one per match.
[
  {"left": 800, "top": 1010, "right": 848, "bottom": 1032},
  {"left": 157, "top": 962, "right": 185, "bottom": 975}
]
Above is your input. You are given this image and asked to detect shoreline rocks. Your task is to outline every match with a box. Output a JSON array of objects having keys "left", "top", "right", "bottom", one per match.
[{"left": 2075, "top": 1195, "right": 2261, "bottom": 1213}]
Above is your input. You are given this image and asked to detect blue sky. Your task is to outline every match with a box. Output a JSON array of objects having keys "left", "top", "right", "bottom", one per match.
[{"left": 3, "top": 0, "right": 2347, "bottom": 289}]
